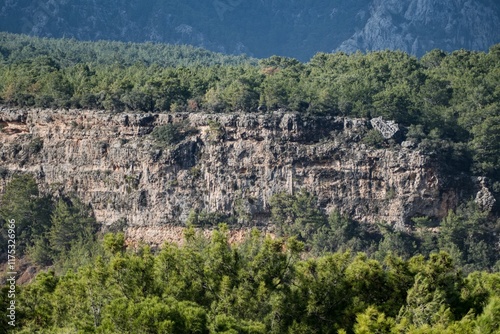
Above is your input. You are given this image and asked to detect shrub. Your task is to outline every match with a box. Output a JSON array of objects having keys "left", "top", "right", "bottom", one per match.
[
  {"left": 152, "top": 122, "right": 198, "bottom": 147},
  {"left": 151, "top": 123, "right": 184, "bottom": 146},
  {"left": 362, "top": 129, "right": 385, "bottom": 148},
  {"left": 28, "top": 137, "right": 44, "bottom": 154}
]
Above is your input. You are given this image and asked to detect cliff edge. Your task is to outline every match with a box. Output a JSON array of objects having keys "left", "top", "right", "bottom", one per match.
[{"left": 0, "top": 108, "right": 467, "bottom": 243}]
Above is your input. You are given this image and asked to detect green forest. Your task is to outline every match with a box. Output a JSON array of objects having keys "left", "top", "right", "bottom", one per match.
[
  {"left": 2, "top": 228, "right": 499, "bottom": 334},
  {"left": 0, "top": 220, "right": 500, "bottom": 334},
  {"left": 1, "top": 33, "right": 500, "bottom": 333}
]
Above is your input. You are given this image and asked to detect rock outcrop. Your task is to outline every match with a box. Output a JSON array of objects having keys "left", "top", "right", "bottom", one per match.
[
  {"left": 0, "top": 107, "right": 466, "bottom": 241},
  {"left": 337, "top": 0, "right": 500, "bottom": 56},
  {"left": 474, "top": 177, "right": 496, "bottom": 213}
]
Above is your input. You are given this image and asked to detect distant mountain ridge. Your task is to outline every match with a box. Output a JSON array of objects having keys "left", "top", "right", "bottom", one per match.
[{"left": 1, "top": 0, "right": 499, "bottom": 60}]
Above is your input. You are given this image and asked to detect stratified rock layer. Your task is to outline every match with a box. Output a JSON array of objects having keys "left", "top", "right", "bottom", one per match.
[{"left": 1, "top": 108, "right": 462, "bottom": 238}]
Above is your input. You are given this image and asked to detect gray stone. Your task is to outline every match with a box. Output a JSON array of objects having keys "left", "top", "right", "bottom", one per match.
[
  {"left": 475, "top": 186, "right": 496, "bottom": 212},
  {"left": 0, "top": 108, "right": 467, "bottom": 242},
  {"left": 370, "top": 117, "right": 399, "bottom": 139}
]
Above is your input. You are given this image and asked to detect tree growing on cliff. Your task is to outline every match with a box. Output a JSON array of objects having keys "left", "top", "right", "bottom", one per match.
[
  {"left": 48, "top": 197, "right": 99, "bottom": 261},
  {"left": 270, "top": 190, "right": 326, "bottom": 242},
  {"left": 0, "top": 174, "right": 52, "bottom": 257}
]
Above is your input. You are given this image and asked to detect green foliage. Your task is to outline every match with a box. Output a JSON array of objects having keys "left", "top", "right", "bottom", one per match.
[
  {"left": 207, "top": 119, "right": 225, "bottom": 141},
  {"left": 475, "top": 296, "right": 500, "bottom": 334},
  {"left": 406, "top": 124, "right": 426, "bottom": 142},
  {"left": 100, "top": 296, "right": 208, "bottom": 333},
  {"left": 353, "top": 306, "right": 396, "bottom": 334},
  {"left": 49, "top": 198, "right": 97, "bottom": 254},
  {"left": 438, "top": 202, "right": 498, "bottom": 272},
  {"left": 27, "top": 237, "right": 52, "bottom": 266},
  {"left": 0, "top": 175, "right": 101, "bottom": 269},
  {"left": 17, "top": 270, "right": 59, "bottom": 329},
  {"left": 11, "top": 228, "right": 500, "bottom": 334},
  {"left": 0, "top": 32, "right": 254, "bottom": 68},
  {"left": 399, "top": 273, "right": 454, "bottom": 328},
  {"left": 268, "top": 193, "right": 498, "bottom": 272},
  {"left": 151, "top": 122, "right": 198, "bottom": 146},
  {"left": 151, "top": 123, "right": 185, "bottom": 146},
  {"left": 270, "top": 190, "right": 326, "bottom": 241},
  {"left": 103, "top": 232, "right": 126, "bottom": 255},
  {"left": 362, "top": 129, "right": 385, "bottom": 148},
  {"left": 311, "top": 211, "right": 376, "bottom": 255},
  {"left": 470, "top": 115, "right": 500, "bottom": 179},
  {"left": 0, "top": 174, "right": 52, "bottom": 257},
  {"left": 186, "top": 209, "right": 233, "bottom": 227},
  {"left": 376, "top": 227, "right": 417, "bottom": 260}
]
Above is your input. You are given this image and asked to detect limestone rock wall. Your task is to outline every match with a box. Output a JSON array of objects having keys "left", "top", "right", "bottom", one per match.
[{"left": 0, "top": 107, "right": 463, "bottom": 239}]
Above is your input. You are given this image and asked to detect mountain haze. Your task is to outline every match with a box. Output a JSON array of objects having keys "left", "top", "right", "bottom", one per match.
[{"left": 1, "top": 0, "right": 499, "bottom": 60}]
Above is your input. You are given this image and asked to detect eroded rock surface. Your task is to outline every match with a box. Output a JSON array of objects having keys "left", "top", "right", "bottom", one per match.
[{"left": 0, "top": 107, "right": 465, "bottom": 240}]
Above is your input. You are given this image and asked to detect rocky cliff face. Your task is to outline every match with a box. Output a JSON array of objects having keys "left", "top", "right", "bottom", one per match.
[
  {"left": 1, "top": 0, "right": 498, "bottom": 60},
  {"left": 337, "top": 0, "right": 500, "bottom": 56},
  {"left": 0, "top": 108, "right": 466, "bottom": 243}
]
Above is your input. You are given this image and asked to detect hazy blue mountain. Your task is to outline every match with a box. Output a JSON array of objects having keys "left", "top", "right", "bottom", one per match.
[{"left": 1, "top": 0, "right": 499, "bottom": 60}]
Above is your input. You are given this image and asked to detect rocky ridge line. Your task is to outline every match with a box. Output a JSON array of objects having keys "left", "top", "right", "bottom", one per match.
[{"left": 0, "top": 107, "right": 472, "bottom": 244}]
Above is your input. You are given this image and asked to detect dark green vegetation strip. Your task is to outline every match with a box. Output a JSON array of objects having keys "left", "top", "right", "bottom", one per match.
[
  {"left": 1, "top": 227, "right": 499, "bottom": 333},
  {"left": 0, "top": 32, "right": 255, "bottom": 67}
]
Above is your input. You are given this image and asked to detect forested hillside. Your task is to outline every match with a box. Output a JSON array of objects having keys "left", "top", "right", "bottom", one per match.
[
  {"left": 1, "top": 34, "right": 500, "bottom": 334},
  {"left": 1, "top": 34, "right": 499, "bottom": 183},
  {"left": 0, "top": 32, "right": 254, "bottom": 67},
  {"left": 1, "top": 0, "right": 499, "bottom": 60}
]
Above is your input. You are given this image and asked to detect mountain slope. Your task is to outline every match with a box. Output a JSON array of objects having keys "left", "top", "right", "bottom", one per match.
[
  {"left": 1, "top": 0, "right": 498, "bottom": 60},
  {"left": 337, "top": 0, "right": 500, "bottom": 56},
  {"left": 0, "top": 32, "right": 255, "bottom": 67}
]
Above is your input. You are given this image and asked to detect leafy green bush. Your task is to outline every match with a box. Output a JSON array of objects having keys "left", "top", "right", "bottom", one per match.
[
  {"left": 186, "top": 209, "right": 233, "bottom": 227},
  {"left": 362, "top": 129, "right": 385, "bottom": 148},
  {"left": 151, "top": 123, "right": 185, "bottom": 146}
]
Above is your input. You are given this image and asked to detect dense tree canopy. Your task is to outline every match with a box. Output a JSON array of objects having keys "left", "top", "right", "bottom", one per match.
[
  {"left": 0, "top": 32, "right": 255, "bottom": 68},
  {"left": 0, "top": 175, "right": 99, "bottom": 267},
  {"left": 269, "top": 192, "right": 499, "bottom": 273},
  {"left": 0, "top": 174, "right": 52, "bottom": 257},
  {"left": 2, "top": 226, "right": 498, "bottom": 334}
]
